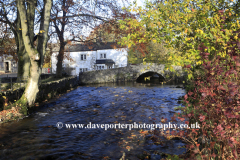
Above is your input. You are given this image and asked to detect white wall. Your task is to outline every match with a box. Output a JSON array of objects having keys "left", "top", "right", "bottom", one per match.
[
  {"left": 51, "top": 48, "right": 128, "bottom": 76},
  {"left": 96, "top": 48, "right": 128, "bottom": 67},
  {"left": 76, "top": 51, "right": 97, "bottom": 73},
  {"left": 52, "top": 51, "right": 97, "bottom": 75}
]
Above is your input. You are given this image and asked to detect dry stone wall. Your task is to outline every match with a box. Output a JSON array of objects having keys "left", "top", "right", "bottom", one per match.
[{"left": 0, "top": 76, "right": 78, "bottom": 111}]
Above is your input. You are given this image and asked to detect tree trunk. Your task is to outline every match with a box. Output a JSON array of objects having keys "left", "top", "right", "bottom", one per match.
[
  {"left": 16, "top": 35, "right": 30, "bottom": 81},
  {"left": 16, "top": 0, "right": 52, "bottom": 112},
  {"left": 13, "top": 10, "right": 31, "bottom": 81},
  {"left": 56, "top": 42, "right": 65, "bottom": 78},
  {"left": 24, "top": 60, "right": 41, "bottom": 104},
  {"left": 55, "top": 0, "right": 67, "bottom": 78},
  {"left": 16, "top": 0, "right": 35, "bottom": 80}
]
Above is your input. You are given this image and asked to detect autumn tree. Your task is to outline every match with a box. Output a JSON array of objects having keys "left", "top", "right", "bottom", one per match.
[
  {"left": 86, "top": 19, "right": 129, "bottom": 43},
  {"left": 119, "top": 0, "right": 239, "bottom": 75},
  {"left": 87, "top": 9, "right": 169, "bottom": 65},
  {"left": 127, "top": 41, "right": 171, "bottom": 64}
]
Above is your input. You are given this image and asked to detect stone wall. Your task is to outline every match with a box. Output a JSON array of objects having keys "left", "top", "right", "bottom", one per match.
[
  {"left": 0, "top": 76, "right": 79, "bottom": 111},
  {"left": 79, "top": 64, "right": 187, "bottom": 84},
  {"left": 0, "top": 74, "right": 54, "bottom": 83},
  {"left": 79, "top": 66, "right": 138, "bottom": 84}
]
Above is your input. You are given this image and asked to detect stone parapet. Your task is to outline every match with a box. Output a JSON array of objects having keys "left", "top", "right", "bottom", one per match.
[{"left": 79, "top": 63, "right": 186, "bottom": 84}]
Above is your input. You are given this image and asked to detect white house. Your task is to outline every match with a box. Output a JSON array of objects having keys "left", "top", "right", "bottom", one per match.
[{"left": 51, "top": 42, "right": 128, "bottom": 75}]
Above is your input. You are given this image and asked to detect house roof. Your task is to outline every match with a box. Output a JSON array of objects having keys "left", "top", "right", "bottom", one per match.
[
  {"left": 96, "top": 59, "right": 115, "bottom": 64},
  {"left": 53, "top": 42, "right": 125, "bottom": 52}
]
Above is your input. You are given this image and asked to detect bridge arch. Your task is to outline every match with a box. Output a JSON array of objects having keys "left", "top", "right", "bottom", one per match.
[{"left": 136, "top": 71, "right": 165, "bottom": 83}]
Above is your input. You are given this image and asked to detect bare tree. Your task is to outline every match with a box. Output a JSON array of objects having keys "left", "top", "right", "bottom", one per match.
[{"left": 50, "top": 0, "right": 130, "bottom": 77}]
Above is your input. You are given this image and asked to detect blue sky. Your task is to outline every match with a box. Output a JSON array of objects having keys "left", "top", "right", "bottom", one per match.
[{"left": 130, "top": 0, "right": 145, "bottom": 7}]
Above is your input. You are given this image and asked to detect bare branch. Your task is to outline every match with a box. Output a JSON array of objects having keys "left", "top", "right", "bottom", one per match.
[{"left": 50, "top": 14, "right": 109, "bottom": 23}]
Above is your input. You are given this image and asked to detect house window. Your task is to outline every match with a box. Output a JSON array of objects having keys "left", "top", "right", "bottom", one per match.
[
  {"left": 100, "top": 53, "right": 106, "bottom": 59},
  {"left": 80, "top": 54, "right": 86, "bottom": 60},
  {"left": 102, "top": 65, "right": 104, "bottom": 69},
  {"left": 80, "top": 68, "right": 88, "bottom": 72}
]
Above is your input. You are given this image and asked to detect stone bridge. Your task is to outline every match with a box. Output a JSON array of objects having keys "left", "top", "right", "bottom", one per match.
[{"left": 79, "top": 63, "right": 186, "bottom": 84}]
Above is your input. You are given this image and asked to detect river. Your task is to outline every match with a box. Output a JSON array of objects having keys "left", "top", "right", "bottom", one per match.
[{"left": 0, "top": 82, "right": 187, "bottom": 160}]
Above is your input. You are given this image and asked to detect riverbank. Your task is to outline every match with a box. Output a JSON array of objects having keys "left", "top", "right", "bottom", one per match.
[{"left": 0, "top": 76, "right": 79, "bottom": 123}]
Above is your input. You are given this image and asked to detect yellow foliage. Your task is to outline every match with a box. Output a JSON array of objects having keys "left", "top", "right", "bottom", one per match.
[
  {"left": 118, "top": 0, "right": 238, "bottom": 77},
  {"left": 196, "top": 60, "right": 202, "bottom": 65},
  {"left": 43, "top": 62, "right": 51, "bottom": 68},
  {"left": 144, "top": 76, "right": 151, "bottom": 81}
]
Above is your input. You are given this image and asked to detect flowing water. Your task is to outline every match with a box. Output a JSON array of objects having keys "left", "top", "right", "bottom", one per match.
[{"left": 0, "top": 82, "right": 187, "bottom": 160}]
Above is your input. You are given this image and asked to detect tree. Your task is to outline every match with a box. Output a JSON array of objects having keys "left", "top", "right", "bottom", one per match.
[
  {"left": 118, "top": 0, "right": 240, "bottom": 74},
  {"left": 50, "top": 0, "right": 130, "bottom": 77},
  {"left": 86, "top": 20, "right": 127, "bottom": 43},
  {"left": 127, "top": 41, "right": 177, "bottom": 64},
  {"left": 0, "top": 0, "right": 52, "bottom": 113},
  {"left": 17, "top": 0, "right": 52, "bottom": 109},
  {"left": 89, "top": 9, "right": 173, "bottom": 65}
]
